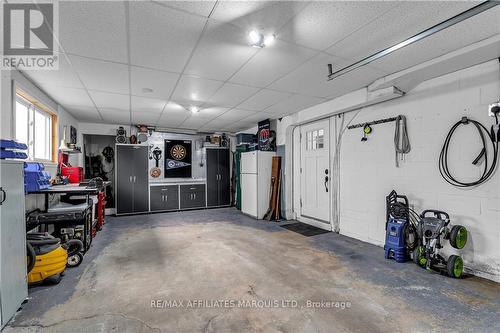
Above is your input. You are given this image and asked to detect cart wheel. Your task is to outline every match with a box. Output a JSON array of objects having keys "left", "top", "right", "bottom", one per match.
[
  {"left": 449, "top": 225, "right": 467, "bottom": 249},
  {"left": 446, "top": 255, "right": 463, "bottom": 278},
  {"left": 413, "top": 246, "right": 426, "bottom": 267},
  {"left": 67, "top": 252, "right": 84, "bottom": 268}
]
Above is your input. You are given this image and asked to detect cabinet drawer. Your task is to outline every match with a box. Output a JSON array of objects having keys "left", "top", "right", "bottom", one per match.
[
  {"left": 150, "top": 185, "right": 179, "bottom": 211},
  {"left": 179, "top": 184, "right": 205, "bottom": 194}
]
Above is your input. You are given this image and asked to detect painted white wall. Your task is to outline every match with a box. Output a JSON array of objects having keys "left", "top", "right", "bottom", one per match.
[
  {"left": 0, "top": 70, "right": 81, "bottom": 210},
  {"left": 283, "top": 60, "right": 500, "bottom": 281}
]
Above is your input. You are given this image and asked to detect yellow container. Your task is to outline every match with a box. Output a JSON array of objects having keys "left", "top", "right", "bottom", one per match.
[{"left": 28, "top": 246, "right": 68, "bottom": 284}]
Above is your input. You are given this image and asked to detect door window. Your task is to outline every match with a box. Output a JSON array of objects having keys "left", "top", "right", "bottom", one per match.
[{"left": 306, "top": 129, "right": 324, "bottom": 150}]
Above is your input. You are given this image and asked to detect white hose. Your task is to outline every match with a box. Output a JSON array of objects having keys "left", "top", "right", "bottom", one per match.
[{"left": 331, "top": 110, "right": 362, "bottom": 232}]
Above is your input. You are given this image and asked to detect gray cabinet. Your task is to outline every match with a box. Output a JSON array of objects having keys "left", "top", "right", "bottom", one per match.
[
  {"left": 180, "top": 184, "right": 206, "bottom": 209},
  {"left": 1, "top": 161, "right": 27, "bottom": 329},
  {"left": 150, "top": 185, "right": 179, "bottom": 211},
  {"left": 116, "top": 145, "right": 148, "bottom": 214},
  {"left": 206, "top": 148, "right": 230, "bottom": 207}
]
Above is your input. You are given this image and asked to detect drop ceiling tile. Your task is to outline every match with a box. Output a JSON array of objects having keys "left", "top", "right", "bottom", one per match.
[
  {"left": 70, "top": 55, "right": 129, "bottom": 94},
  {"left": 184, "top": 21, "right": 259, "bottom": 81},
  {"left": 326, "top": 1, "right": 479, "bottom": 62},
  {"left": 131, "top": 112, "right": 160, "bottom": 125},
  {"left": 237, "top": 89, "right": 293, "bottom": 111},
  {"left": 163, "top": 102, "right": 191, "bottom": 116},
  {"left": 196, "top": 106, "right": 229, "bottom": 119},
  {"left": 40, "top": 86, "right": 93, "bottom": 108},
  {"left": 171, "top": 76, "right": 224, "bottom": 104},
  {"left": 154, "top": 0, "right": 217, "bottom": 17},
  {"left": 229, "top": 40, "right": 316, "bottom": 87},
  {"left": 178, "top": 116, "right": 212, "bottom": 130},
  {"left": 89, "top": 91, "right": 130, "bottom": 111},
  {"left": 216, "top": 109, "right": 258, "bottom": 122},
  {"left": 129, "top": 2, "right": 207, "bottom": 72},
  {"left": 65, "top": 106, "right": 101, "bottom": 120},
  {"left": 131, "top": 96, "right": 167, "bottom": 114},
  {"left": 212, "top": 1, "right": 307, "bottom": 32},
  {"left": 370, "top": 5, "right": 500, "bottom": 74},
  {"left": 100, "top": 109, "right": 130, "bottom": 124},
  {"left": 59, "top": 1, "right": 127, "bottom": 62},
  {"left": 265, "top": 94, "right": 326, "bottom": 116},
  {"left": 206, "top": 83, "right": 259, "bottom": 108},
  {"left": 131, "top": 67, "right": 179, "bottom": 99},
  {"left": 279, "top": 1, "right": 396, "bottom": 51},
  {"left": 157, "top": 112, "right": 188, "bottom": 128},
  {"left": 23, "top": 55, "right": 82, "bottom": 89},
  {"left": 270, "top": 52, "right": 385, "bottom": 98},
  {"left": 239, "top": 111, "right": 275, "bottom": 124}
]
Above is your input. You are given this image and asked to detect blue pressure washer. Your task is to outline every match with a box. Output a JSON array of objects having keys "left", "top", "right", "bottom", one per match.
[{"left": 384, "top": 190, "right": 417, "bottom": 263}]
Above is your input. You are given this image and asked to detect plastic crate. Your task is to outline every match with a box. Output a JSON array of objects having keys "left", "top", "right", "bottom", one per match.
[
  {"left": 0, "top": 150, "right": 28, "bottom": 159},
  {"left": 0, "top": 139, "right": 28, "bottom": 150},
  {"left": 24, "top": 162, "right": 51, "bottom": 193}
]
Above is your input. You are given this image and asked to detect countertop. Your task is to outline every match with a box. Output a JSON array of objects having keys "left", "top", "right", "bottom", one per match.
[{"left": 149, "top": 178, "right": 206, "bottom": 185}]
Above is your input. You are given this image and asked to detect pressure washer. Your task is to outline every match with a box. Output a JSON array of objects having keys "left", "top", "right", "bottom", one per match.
[
  {"left": 413, "top": 210, "right": 468, "bottom": 278},
  {"left": 384, "top": 190, "right": 418, "bottom": 262}
]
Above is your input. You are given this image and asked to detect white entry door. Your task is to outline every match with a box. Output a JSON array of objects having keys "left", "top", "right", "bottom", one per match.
[{"left": 300, "top": 120, "right": 330, "bottom": 229}]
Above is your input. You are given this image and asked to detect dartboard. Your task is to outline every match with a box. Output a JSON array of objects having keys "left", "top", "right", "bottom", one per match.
[{"left": 170, "top": 144, "right": 186, "bottom": 160}]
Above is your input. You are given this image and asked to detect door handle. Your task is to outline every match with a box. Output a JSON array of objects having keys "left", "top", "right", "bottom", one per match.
[
  {"left": 133, "top": 176, "right": 137, "bottom": 183},
  {"left": 194, "top": 193, "right": 196, "bottom": 200},
  {"left": 129, "top": 176, "right": 133, "bottom": 183},
  {"left": 161, "top": 195, "right": 165, "bottom": 202},
  {"left": 0, "top": 187, "right": 5, "bottom": 205},
  {"left": 324, "top": 176, "right": 329, "bottom": 192},
  {"left": 165, "top": 194, "right": 168, "bottom": 202}
]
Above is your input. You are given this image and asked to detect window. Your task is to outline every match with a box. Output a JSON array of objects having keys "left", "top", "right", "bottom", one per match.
[
  {"left": 15, "top": 93, "right": 55, "bottom": 162},
  {"left": 306, "top": 129, "right": 324, "bottom": 150}
]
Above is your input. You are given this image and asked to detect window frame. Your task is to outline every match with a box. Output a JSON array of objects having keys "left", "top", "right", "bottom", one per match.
[{"left": 14, "top": 89, "right": 58, "bottom": 163}]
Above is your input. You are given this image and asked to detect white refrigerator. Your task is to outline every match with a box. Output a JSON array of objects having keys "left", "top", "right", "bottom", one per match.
[{"left": 240, "top": 151, "right": 276, "bottom": 219}]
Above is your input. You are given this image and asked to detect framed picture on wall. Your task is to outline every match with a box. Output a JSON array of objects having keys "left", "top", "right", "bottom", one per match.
[
  {"left": 164, "top": 140, "right": 192, "bottom": 178},
  {"left": 70, "top": 126, "right": 77, "bottom": 144}
]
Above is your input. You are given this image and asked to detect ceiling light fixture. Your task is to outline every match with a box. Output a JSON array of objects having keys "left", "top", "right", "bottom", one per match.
[
  {"left": 189, "top": 106, "right": 200, "bottom": 114},
  {"left": 248, "top": 30, "right": 275, "bottom": 48}
]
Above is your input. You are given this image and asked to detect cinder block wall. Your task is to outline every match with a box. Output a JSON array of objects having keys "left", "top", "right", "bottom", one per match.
[{"left": 339, "top": 60, "right": 500, "bottom": 281}]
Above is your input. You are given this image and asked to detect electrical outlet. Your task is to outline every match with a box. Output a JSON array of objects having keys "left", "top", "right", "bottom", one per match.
[{"left": 488, "top": 102, "right": 500, "bottom": 117}]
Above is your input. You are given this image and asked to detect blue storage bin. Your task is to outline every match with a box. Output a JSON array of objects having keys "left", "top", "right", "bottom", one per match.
[
  {"left": 0, "top": 139, "right": 28, "bottom": 150},
  {"left": 0, "top": 150, "right": 28, "bottom": 159},
  {"left": 24, "top": 162, "right": 51, "bottom": 193}
]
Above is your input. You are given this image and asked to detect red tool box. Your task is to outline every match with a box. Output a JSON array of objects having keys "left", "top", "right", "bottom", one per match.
[{"left": 61, "top": 166, "right": 84, "bottom": 184}]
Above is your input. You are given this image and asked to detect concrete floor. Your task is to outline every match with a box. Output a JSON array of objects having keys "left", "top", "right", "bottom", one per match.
[{"left": 6, "top": 208, "right": 500, "bottom": 332}]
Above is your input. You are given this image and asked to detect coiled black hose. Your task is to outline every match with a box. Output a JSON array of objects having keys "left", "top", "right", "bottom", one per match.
[{"left": 439, "top": 116, "right": 498, "bottom": 187}]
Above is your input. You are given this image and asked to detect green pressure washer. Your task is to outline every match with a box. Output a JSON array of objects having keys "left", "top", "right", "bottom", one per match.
[{"left": 413, "top": 210, "right": 468, "bottom": 278}]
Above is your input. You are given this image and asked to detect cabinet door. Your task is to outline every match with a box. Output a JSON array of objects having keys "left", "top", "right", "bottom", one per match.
[
  {"left": 0, "top": 162, "right": 27, "bottom": 327},
  {"left": 150, "top": 186, "right": 179, "bottom": 211},
  {"left": 206, "top": 149, "right": 219, "bottom": 207},
  {"left": 218, "top": 149, "right": 231, "bottom": 206},
  {"left": 133, "top": 146, "right": 149, "bottom": 213},
  {"left": 180, "top": 185, "right": 206, "bottom": 209},
  {"left": 116, "top": 145, "right": 134, "bottom": 214}
]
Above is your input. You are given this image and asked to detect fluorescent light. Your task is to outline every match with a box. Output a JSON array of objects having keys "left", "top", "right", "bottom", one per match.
[
  {"left": 263, "top": 34, "right": 275, "bottom": 46},
  {"left": 189, "top": 106, "right": 200, "bottom": 114}
]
